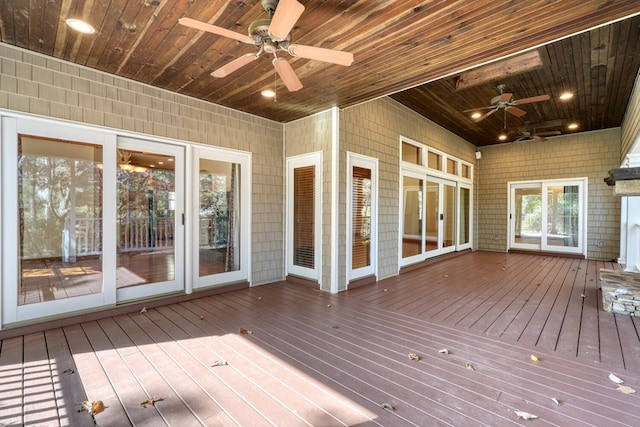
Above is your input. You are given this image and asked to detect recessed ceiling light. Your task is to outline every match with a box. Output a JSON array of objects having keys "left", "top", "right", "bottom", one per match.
[
  {"left": 66, "top": 18, "right": 96, "bottom": 34},
  {"left": 498, "top": 134, "right": 507, "bottom": 141},
  {"left": 559, "top": 92, "right": 574, "bottom": 100},
  {"left": 261, "top": 89, "right": 276, "bottom": 98},
  {"left": 567, "top": 122, "right": 579, "bottom": 130}
]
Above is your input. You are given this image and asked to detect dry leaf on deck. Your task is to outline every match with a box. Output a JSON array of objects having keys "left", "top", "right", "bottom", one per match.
[
  {"left": 140, "top": 396, "right": 164, "bottom": 407},
  {"left": 383, "top": 288, "right": 388, "bottom": 292},
  {"left": 581, "top": 293, "right": 586, "bottom": 298},
  {"left": 616, "top": 385, "right": 636, "bottom": 394},
  {"left": 408, "top": 353, "right": 420, "bottom": 361},
  {"left": 63, "top": 368, "right": 75, "bottom": 375},
  {"left": 78, "top": 400, "right": 104, "bottom": 414},
  {"left": 551, "top": 397, "right": 561, "bottom": 406},
  {"left": 238, "top": 327, "right": 253, "bottom": 335},
  {"left": 139, "top": 307, "right": 147, "bottom": 313},
  {"left": 199, "top": 316, "right": 204, "bottom": 320},
  {"left": 515, "top": 411, "right": 538, "bottom": 420},
  {"left": 380, "top": 403, "right": 394, "bottom": 410},
  {"left": 609, "top": 373, "right": 624, "bottom": 384},
  {"left": 211, "top": 360, "right": 228, "bottom": 367},
  {"left": 438, "top": 348, "right": 450, "bottom": 355},
  {"left": 465, "top": 362, "right": 475, "bottom": 371},
  {"left": 530, "top": 354, "right": 540, "bottom": 362}
]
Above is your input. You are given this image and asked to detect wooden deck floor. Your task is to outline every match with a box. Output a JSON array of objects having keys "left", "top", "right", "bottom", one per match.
[{"left": 1, "top": 251, "right": 639, "bottom": 426}]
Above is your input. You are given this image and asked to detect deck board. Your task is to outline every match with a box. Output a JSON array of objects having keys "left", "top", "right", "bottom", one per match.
[{"left": 2, "top": 251, "right": 640, "bottom": 426}]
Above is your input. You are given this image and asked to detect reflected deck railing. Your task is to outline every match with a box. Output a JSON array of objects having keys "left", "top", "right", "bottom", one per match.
[{"left": 62, "top": 216, "right": 228, "bottom": 261}]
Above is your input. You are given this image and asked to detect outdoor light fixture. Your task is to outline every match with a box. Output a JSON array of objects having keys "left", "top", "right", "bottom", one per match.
[
  {"left": 261, "top": 89, "right": 276, "bottom": 98},
  {"left": 559, "top": 92, "right": 574, "bottom": 100},
  {"left": 66, "top": 18, "right": 96, "bottom": 34},
  {"left": 567, "top": 122, "right": 579, "bottom": 130}
]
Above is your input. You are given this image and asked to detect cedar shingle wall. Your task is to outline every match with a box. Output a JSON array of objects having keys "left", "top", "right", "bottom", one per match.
[
  {"left": 478, "top": 128, "right": 621, "bottom": 260},
  {"left": 0, "top": 44, "right": 284, "bottom": 285}
]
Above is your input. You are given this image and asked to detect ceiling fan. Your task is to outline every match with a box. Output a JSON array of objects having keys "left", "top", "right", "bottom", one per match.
[
  {"left": 464, "top": 84, "right": 550, "bottom": 123},
  {"left": 510, "top": 120, "right": 563, "bottom": 142},
  {"left": 178, "top": 0, "right": 354, "bottom": 92}
]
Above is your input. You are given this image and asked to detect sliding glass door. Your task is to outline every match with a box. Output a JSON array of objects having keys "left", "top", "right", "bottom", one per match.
[
  {"left": 510, "top": 179, "right": 585, "bottom": 254},
  {"left": 115, "top": 138, "right": 184, "bottom": 301}
]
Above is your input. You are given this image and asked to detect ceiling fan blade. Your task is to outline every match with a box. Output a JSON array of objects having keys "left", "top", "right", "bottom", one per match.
[
  {"left": 288, "top": 44, "right": 354, "bottom": 66},
  {"left": 536, "top": 130, "right": 561, "bottom": 137},
  {"left": 474, "top": 108, "right": 497, "bottom": 122},
  {"left": 179, "top": 17, "right": 253, "bottom": 44},
  {"left": 211, "top": 53, "right": 259, "bottom": 78},
  {"left": 532, "top": 135, "right": 547, "bottom": 142},
  {"left": 513, "top": 94, "right": 550, "bottom": 105},
  {"left": 273, "top": 57, "right": 303, "bottom": 91},
  {"left": 506, "top": 106, "right": 527, "bottom": 117},
  {"left": 463, "top": 105, "right": 495, "bottom": 113},
  {"left": 499, "top": 93, "right": 512, "bottom": 103},
  {"left": 269, "top": 0, "right": 305, "bottom": 41}
]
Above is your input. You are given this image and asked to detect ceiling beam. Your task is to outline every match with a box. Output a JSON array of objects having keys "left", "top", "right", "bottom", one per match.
[{"left": 455, "top": 50, "right": 544, "bottom": 91}]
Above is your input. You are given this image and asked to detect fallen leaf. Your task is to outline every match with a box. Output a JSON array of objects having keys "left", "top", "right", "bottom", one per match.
[
  {"left": 199, "top": 316, "right": 204, "bottom": 320},
  {"left": 140, "top": 396, "right": 164, "bottom": 407},
  {"left": 238, "top": 327, "right": 248, "bottom": 334},
  {"left": 332, "top": 325, "right": 340, "bottom": 329},
  {"left": 408, "top": 353, "right": 420, "bottom": 361},
  {"left": 78, "top": 400, "right": 105, "bottom": 414},
  {"left": 63, "top": 368, "right": 75, "bottom": 375},
  {"left": 515, "top": 411, "right": 538, "bottom": 420},
  {"left": 139, "top": 307, "right": 147, "bottom": 313},
  {"left": 465, "top": 362, "right": 475, "bottom": 371},
  {"left": 438, "top": 348, "right": 450, "bottom": 354},
  {"left": 211, "top": 360, "right": 228, "bottom": 367},
  {"left": 258, "top": 297, "right": 263, "bottom": 300},
  {"left": 327, "top": 304, "right": 332, "bottom": 308},
  {"left": 609, "top": 373, "right": 624, "bottom": 384},
  {"left": 530, "top": 354, "right": 540, "bottom": 363},
  {"left": 443, "top": 274, "right": 449, "bottom": 278},
  {"left": 617, "top": 385, "right": 636, "bottom": 394},
  {"left": 581, "top": 293, "right": 586, "bottom": 298},
  {"left": 380, "top": 403, "right": 394, "bottom": 410},
  {"left": 551, "top": 397, "right": 561, "bottom": 406},
  {"left": 383, "top": 288, "right": 388, "bottom": 292}
]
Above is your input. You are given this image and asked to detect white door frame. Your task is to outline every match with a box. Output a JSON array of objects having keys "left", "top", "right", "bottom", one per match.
[
  {"left": 115, "top": 137, "right": 186, "bottom": 302},
  {"left": 346, "top": 152, "right": 378, "bottom": 283},
  {"left": 1, "top": 116, "right": 117, "bottom": 324},
  {"left": 286, "top": 152, "right": 322, "bottom": 283}
]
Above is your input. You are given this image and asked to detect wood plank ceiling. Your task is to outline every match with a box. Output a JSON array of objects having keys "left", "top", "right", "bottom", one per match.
[{"left": 1, "top": 0, "right": 640, "bottom": 146}]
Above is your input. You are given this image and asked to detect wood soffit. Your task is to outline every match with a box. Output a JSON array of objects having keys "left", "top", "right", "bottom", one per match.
[{"left": 1, "top": 1, "right": 640, "bottom": 146}]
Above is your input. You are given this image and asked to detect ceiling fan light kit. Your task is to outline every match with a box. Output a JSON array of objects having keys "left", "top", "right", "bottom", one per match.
[{"left": 179, "top": 0, "right": 354, "bottom": 93}]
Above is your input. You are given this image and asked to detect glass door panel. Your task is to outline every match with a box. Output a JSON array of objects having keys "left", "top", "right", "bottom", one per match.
[
  {"left": 19, "top": 136, "right": 104, "bottom": 305},
  {"left": 458, "top": 185, "right": 471, "bottom": 249},
  {"left": 194, "top": 146, "right": 250, "bottom": 289},
  {"left": 442, "top": 181, "right": 456, "bottom": 252},
  {"left": 424, "top": 180, "right": 439, "bottom": 254},
  {"left": 542, "top": 183, "right": 582, "bottom": 252},
  {"left": 348, "top": 154, "right": 377, "bottom": 282},
  {"left": 351, "top": 166, "right": 371, "bottom": 270},
  {"left": 402, "top": 176, "right": 423, "bottom": 260},
  {"left": 198, "top": 159, "right": 241, "bottom": 277},
  {"left": 511, "top": 184, "right": 542, "bottom": 249},
  {"left": 116, "top": 139, "right": 184, "bottom": 301}
]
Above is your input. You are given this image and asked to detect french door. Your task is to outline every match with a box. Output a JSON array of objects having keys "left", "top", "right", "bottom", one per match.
[
  {"left": 401, "top": 174, "right": 460, "bottom": 266},
  {"left": 347, "top": 153, "right": 377, "bottom": 282},
  {"left": 509, "top": 179, "right": 585, "bottom": 254},
  {"left": 286, "top": 153, "right": 322, "bottom": 282},
  {"left": 425, "top": 177, "right": 457, "bottom": 257}
]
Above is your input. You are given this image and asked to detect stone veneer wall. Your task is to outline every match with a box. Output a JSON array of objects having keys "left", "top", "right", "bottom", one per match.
[
  {"left": 477, "top": 128, "right": 621, "bottom": 260},
  {"left": 341, "top": 98, "right": 477, "bottom": 281},
  {"left": 0, "top": 43, "right": 284, "bottom": 285}
]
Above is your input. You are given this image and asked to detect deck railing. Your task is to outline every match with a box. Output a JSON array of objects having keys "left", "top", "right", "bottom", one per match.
[{"left": 62, "top": 216, "right": 229, "bottom": 260}]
